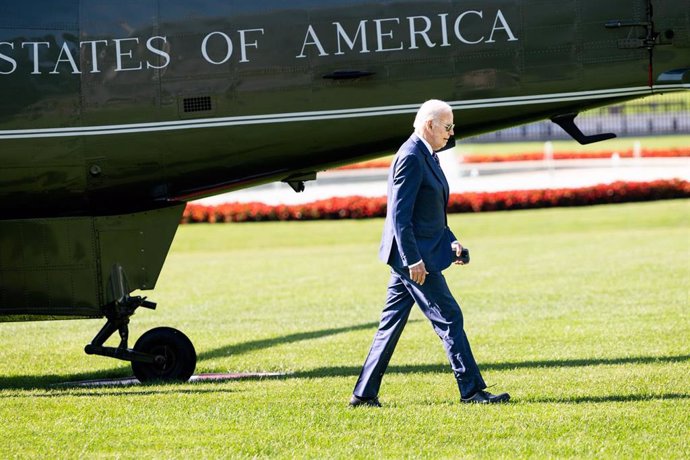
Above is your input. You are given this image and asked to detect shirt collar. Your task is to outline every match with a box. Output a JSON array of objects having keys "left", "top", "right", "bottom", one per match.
[{"left": 416, "top": 134, "right": 434, "bottom": 156}]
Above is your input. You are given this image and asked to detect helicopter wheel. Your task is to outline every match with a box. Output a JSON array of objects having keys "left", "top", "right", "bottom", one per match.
[{"left": 132, "top": 327, "right": 196, "bottom": 383}]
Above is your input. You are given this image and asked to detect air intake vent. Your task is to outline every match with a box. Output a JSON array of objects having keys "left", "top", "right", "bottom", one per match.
[{"left": 183, "top": 96, "right": 212, "bottom": 113}]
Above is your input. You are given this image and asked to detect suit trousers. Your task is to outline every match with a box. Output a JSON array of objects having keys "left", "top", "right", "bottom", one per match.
[{"left": 353, "top": 266, "right": 487, "bottom": 399}]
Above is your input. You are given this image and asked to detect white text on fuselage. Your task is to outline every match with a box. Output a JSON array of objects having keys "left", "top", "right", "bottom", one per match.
[
  {"left": 297, "top": 10, "right": 517, "bottom": 58},
  {"left": 0, "top": 10, "right": 517, "bottom": 75}
]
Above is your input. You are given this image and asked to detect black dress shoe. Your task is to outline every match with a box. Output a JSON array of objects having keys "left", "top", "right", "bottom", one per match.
[
  {"left": 349, "top": 394, "right": 382, "bottom": 407},
  {"left": 461, "top": 390, "right": 510, "bottom": 404}
]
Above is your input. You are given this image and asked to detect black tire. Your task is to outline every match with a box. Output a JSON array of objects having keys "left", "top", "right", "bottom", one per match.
[{"left": 132, "top": 327, "right": 196, "bottom": 383}]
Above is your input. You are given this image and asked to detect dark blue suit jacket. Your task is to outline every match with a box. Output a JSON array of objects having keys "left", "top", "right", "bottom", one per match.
[{"left": 379, "top": 134, "right": 457, "bottom": 272}]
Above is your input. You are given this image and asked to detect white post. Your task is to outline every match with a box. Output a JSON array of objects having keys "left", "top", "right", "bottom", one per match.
[
  {"left": 544, "top": 141, "right": 554, "bottom": 180},
  {"left": 543, "top": 141, "right": 554, "bottom": 162},
  {"left": 633, "top": 140, "right": 642, "bottom": 159}
]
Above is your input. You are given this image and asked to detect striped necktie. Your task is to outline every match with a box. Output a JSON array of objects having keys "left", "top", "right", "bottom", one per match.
[{"left": 431, "top": 151, "right": 440, "bottom": 166}]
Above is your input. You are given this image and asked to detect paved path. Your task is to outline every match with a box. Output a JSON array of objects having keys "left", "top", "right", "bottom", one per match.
[{"left": 195, "top": 156, "right": 690, "bottom": 206}]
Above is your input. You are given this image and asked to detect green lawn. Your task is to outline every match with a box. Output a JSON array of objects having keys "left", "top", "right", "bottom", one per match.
[
  {"left": 610, "top": 92, "right": 690, "bottom": 115},
  {"left": 1, "top": 200, "right": 688, "bottom": 458}
]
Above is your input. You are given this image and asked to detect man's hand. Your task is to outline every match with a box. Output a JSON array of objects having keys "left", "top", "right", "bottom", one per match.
[
  {"left": 409, "top": 261, "right": 429, "bottom": 285},
  {"left": 452, "top": 241, "right": 464, "bottom": 265}
]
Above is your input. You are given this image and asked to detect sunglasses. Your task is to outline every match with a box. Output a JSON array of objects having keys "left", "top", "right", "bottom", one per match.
[{"left": 442, "top": 123, "right": 455, "bottom": 132}]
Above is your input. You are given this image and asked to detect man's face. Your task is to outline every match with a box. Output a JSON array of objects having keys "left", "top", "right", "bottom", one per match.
[{"left": 424, "top": 110, "right": 455, "bottom": 151}]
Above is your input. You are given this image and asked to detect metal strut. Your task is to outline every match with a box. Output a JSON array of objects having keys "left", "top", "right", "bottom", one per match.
[
  {"left": 84, "top": 265, "right": 161, "bottom": 365},
  {"left": 552, "top": 3, "right": 659, "bottom": 145},
  {"left": 550, "top": 113, "right": 616, "bottom": 145},
  {"left": 84, "top": 294, "right": 160, "bottom": 364}
]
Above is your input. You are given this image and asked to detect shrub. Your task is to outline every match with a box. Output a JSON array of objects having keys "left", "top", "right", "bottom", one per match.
[{"left": 181, "top": 179, "right": 690, "bottom": 223}]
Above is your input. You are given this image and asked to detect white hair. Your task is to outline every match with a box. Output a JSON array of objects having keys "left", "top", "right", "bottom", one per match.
[{"left": 413, "top": 99, "right": 452, "bottom": 130}]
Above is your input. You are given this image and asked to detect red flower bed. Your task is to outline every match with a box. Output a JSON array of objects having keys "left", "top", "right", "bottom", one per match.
[
  {"left": 446, "top": 179, "right": 689, "bottom": 213},
  {"left": 336, "top": 158, "right": 393, "bottom": 169},
  {"left": 335, "top": 147, "right": 690, "bottom": 170},
  {"left": 182, "top": 179, "right": 690, "bottom": 223},
  {"left": 463, "top": 147, "right": 690, "bottom": 163}
]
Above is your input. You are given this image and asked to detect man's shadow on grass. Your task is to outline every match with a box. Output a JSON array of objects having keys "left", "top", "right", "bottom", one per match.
[
  {"left": 288, "top": 354, "right": 690, "bottom": 379},
  {"left": 1, "top": 320, "right": 688, "bottom": 397},
  {"left": 529, "top": 393, "right": 690, "bottom": 403},
  {"left": 283, "top": 355, "right": 690, "bottom": 404}
]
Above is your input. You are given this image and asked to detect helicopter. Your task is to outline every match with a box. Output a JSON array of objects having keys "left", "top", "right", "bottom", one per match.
[{"left": 0, "top": 0, "right": 687, "bottom": 381}]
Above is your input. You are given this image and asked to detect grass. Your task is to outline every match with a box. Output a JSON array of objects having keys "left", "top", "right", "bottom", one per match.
[
  {"left": 606, "top": 92, "right": 690, "bottom": 115},
  {"left": 0, "top": 200, "right": 688, "bottom": 458}
]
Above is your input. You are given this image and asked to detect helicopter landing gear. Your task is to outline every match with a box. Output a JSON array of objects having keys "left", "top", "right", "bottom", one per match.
[
  {"left": 132, "top": 327, "right": 196, "bottom": 382},
  {"left": 84, "top": 293, "right": 196, "bottom": 383}
]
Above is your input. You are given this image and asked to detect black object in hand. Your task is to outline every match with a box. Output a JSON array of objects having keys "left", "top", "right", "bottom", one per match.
[{"left": 453, "top": 247, "right": 470, "bottom": 264}]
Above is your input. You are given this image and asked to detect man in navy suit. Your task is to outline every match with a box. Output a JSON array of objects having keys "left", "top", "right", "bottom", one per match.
[{"left": 350, "top": 100, "right": 510, "bottom": 406}]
